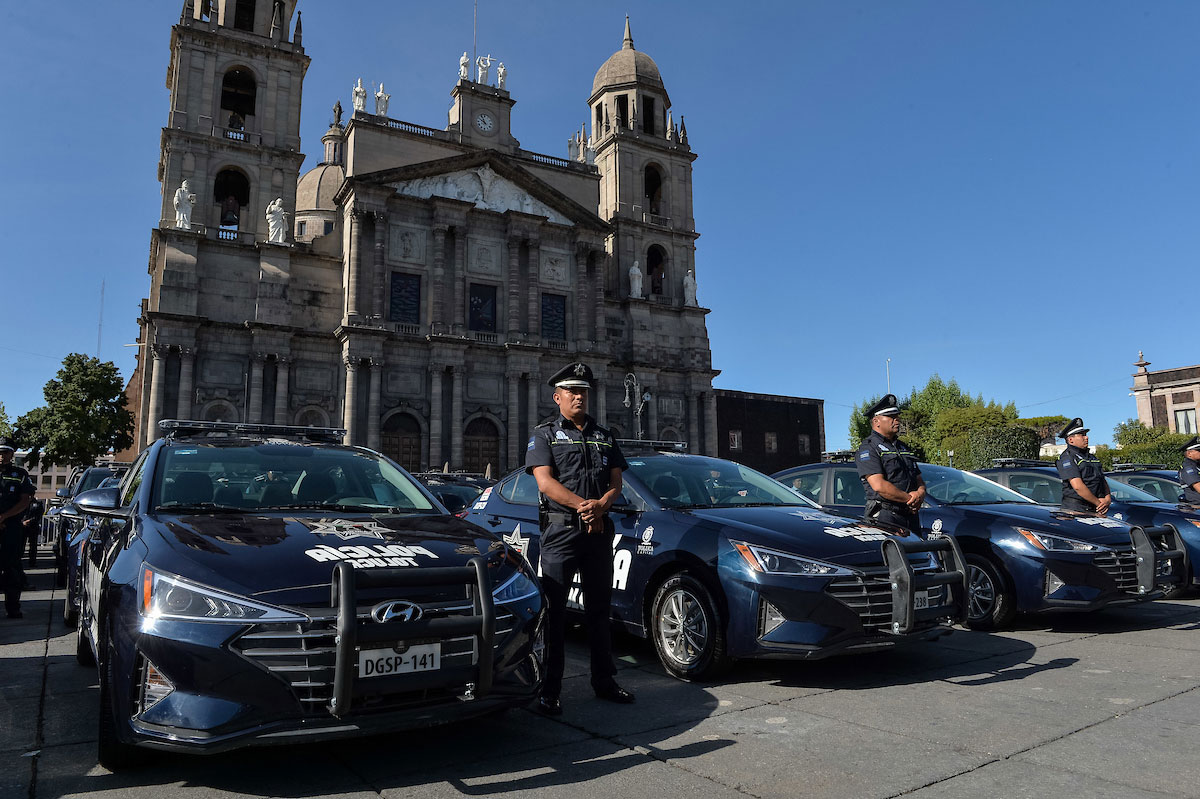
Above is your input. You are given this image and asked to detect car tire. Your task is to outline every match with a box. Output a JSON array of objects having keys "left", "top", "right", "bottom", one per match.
[
  {"left": 75, "top": 614, "right": 95, "bottom": 667},
  {"left": 649, "top": 573, "right": 730, "bottom": 681},
  {"left": 97, "top": 643, "right": 144, "bottom": 771},
  {"left": 64, "top": 593, "right": 78, "bottom": 629},
  {"left": 965, "top": 554, "right": 1017, "bottom": 631}
]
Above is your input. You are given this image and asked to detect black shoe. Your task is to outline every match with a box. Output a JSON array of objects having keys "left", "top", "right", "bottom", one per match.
[
  {"left": 535, "top": 696, "right": 562, "bottom": 716},
  {"left": 7, "top": 612, "right": 22, "bottom": 620},
  {"left": 594, "top": 684, "right": 635, "bottom": 704}
]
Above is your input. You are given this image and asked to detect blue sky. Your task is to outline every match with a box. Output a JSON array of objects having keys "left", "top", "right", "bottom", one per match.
[{"left": 2, "top": 1, "right": 1198, "bottom": 449}]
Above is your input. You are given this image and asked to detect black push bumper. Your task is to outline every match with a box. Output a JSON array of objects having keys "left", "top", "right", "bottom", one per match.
[{"left": 882, "top": 533, "right": 969, "bottom": 634}]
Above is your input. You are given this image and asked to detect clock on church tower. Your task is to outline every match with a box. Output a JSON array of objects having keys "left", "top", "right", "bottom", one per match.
[{"left": 449, "top": 74, "right": 519, "bottom": 152}]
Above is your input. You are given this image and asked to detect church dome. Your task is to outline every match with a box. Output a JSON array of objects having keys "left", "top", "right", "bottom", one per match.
[
  {"left": 591, "top": 18, "right": 668, "bottom": 101},
  {"left": 295, "top": 162, "right": 344, "bottom": 212}
]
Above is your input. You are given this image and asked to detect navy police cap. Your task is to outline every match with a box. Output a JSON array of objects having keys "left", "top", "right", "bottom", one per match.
[
  {"left": 1058, "top": 417, "right": 1089, "bottom": 439},
  {"left": 0, "top": 437, "right": 14, "bottom": 452},
  {"left": 547, "top": 362, "right": 593, "bottom": 389},
  {"left": 1182, "top": 436, "right": 1200, "bottom": 453},
  {"left": 866, "top": 394, "right": 900, "bottom": 418}
]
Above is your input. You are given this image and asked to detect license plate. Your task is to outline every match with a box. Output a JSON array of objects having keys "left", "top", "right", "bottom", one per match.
[
  {"left": 358, "top": 643, "right": 441, "bottom": 678},
  {"left": 914, "top": 590, "right": 930, "bottom": 610}
]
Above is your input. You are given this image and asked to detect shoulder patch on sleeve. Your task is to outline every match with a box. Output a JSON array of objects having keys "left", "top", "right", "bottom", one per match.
[
  {"left": 527, "top": 437, "right": 537, "bottom": 450},
  {"left": 859, "top": 450, "right": 871, "bottom": 460}
]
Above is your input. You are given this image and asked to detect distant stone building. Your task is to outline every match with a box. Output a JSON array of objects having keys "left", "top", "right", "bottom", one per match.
[
  {"left": 131, "top": 4, "right": 721, "bottom": 474},
  {"left": 715, "top": 390, "right": 824, "bottom": 475},
  {"left": 1131, "top": 352, "right": 1200, "bottom": 435}
]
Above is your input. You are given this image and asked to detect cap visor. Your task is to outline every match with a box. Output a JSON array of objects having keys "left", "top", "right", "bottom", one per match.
[{"left": 554, "top": 379, "right": 590, "bottom": 388}]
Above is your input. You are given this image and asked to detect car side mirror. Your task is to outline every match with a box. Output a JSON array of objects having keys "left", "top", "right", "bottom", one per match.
[
  {"left": 74, "top": 487, "right": 122, "bottom": 514},
  {"left": 55, "top": 488, "right": 70, "bottom": 498}
]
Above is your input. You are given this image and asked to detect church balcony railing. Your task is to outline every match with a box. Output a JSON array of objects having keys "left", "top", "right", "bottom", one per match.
[
  {"left": 517, "top": 150, "right": 599, "bottom": 175},
  {"left": 643, "top": 212, "right": 671, "bottom": 228},
  {"left": 394, "top": 322, "right": 421, "bottom": 336},
  {"left": 382, "top": 118, "right": 445, "bottom": 139},
  {"left": 472, "top": 331, "right": 499, "bottom": 344},
  {"left": 210, "top": 227, "right": 253, "bottom": 244},
  {"left": 546, "top": 339, "right": 567, "bottom": 351},
  {"left": 211, "top": 125, "right": 262, "bottom": 146}
]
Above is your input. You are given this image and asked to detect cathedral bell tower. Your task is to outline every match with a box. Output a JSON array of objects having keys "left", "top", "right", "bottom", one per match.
[{"left": 589, "top": 18, "right": 717, "bottom": 454}]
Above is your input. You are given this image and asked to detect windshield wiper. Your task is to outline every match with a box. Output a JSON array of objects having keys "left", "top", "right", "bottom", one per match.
[{"left": 156, "top": 502, "right": 244, "bottom": 513}]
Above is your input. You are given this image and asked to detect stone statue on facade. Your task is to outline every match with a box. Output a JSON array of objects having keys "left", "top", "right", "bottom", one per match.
[
  {"left": 265, "top": 198, "right": 288, "bottom": 243},
  {"left": 496, "top": 62, "right": 506, "bottom": 89},
  {"left": 173, "top": 179, "right": 196, "bottom": 229},
  {"left": 683, "top": 269, "right": 698, "bottom": 306},
  {"left": 476, "top": 54, "right": 493, "bottom": 85},
  {"left": 352, "top": 78, "right": 366, "bottom": 112},
  {"left": 333, "top": 100, "right": 343, "bottom": 126},
  {"left": 628, "top": 260, "right": 643, "bottom": 299},
  {"left": 459, "top": 52, "right": 470, "bottom": 81},
  {"left": 375, "top": 82, "right": 390, "bottom": 117}
]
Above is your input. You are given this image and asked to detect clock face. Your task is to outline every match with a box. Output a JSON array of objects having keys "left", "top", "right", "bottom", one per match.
[{"left": 475, "top": 112, "right": 495, "bottom": 132}]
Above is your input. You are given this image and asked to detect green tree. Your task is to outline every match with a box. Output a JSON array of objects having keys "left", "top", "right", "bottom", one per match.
[
  {"left": 16, "top": 354, "right": 134, "bottom": 468},
  {"left": 968, "top": 426, "right": 1041, "bottom": 470},
  {"left": 0, "top": 402, "right": 11, "bottom": 438},
  {"left": 1113, "top": 418, "right": 1167, "bottom": 448},
  {"left": 847, "top": 396, "right": 881, "bottom": 450}
]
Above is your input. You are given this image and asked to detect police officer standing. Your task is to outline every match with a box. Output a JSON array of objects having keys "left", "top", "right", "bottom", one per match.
[
  {"left": 1055, "top": 418, "right": 1111, "bottom": 514},
  {"left": 856, "top": 394, "right": 926, "bottom": 533},
  {"left": 1178, "top": 437, "right": 1200, "bottom": 504},
  {"left": 526, "top": 362, "right": 634, "bottom": 716},
  {"left": 22, "top": 497, "right": 44, "bottom": 569},
  {"left": 0, "top": 437, "right": 36, "bottom": 618}
]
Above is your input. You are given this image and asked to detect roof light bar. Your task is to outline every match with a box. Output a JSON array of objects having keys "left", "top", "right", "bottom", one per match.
[{"left": 158, "top": 419, "right": 347, "bottom": 443}]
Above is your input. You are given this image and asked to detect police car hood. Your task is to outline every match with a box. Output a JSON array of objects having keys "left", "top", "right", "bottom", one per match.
[
  {"left": 141, "top": 511, "right": 512, "bottom": 603},
  {"left": 939, "top": 503, "right": 1134, "bottom": 546},
  {"left": 685, "top": 505, "right": 913, "bottom": 564}
]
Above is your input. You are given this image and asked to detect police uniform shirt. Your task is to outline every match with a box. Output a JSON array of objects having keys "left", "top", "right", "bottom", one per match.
[
  {"left": 1056, "top": 444, "right": 1109, "bottom": 505},
  {"left": 0, "top": 465, "right": 35, "bottom": 528},
  {"left": 1180, "top": 460, "right": 1200, "bottom": 503},
  {"left": 525, "top": 415, "right": 628, "bottom": 517},
  {"left": 856, "top": 431, "right": 921, "bottom": 502}
]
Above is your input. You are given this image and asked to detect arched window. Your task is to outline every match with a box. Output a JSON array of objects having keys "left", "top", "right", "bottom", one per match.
[
  {"left": 220, "top": 68, "right": 256, "bottom": 130},
  {"left": 647, "top": 245, "right": 667, "bottom": 296},
  {"left": 382, "top": 414, "right": 422, "bottom": 472},
  {"left": 296, "top": 407, "right": 329, "bottom": 428},
  {"left": 463, "top": 417, "right": 501, "bottom": 476},
  {"left": 204, "top": 400, "right": 238, "bottom": 422},
  {"left": 644, "top": 165, "right": 663, "bottom": 215},
  {"left": 214, "top": 169, "right": 250, "bottom": 228}
]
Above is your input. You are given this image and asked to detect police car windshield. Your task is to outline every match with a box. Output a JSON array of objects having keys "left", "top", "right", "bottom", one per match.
[
  {"left": 626, "top": 455, "right": 817, "bottom": 509},
  {"left": 1107, "top": 480, "right": 1166, "bottom": 504},
  {"left": 921, "top": 464, "right": 1034, "bottom": 505},
  {"left": 153, "top": 443, "right": 437, "bottom": 513}
]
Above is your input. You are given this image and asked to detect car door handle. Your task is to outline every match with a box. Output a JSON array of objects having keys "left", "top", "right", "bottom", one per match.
[{"left": 486, "top": 516, "right": 502, "bottom": 526}]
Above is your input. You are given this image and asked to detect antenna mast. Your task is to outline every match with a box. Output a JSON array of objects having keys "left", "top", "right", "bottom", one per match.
[{"left": 97, "top": 279, "right": 105, "bottom": 357}]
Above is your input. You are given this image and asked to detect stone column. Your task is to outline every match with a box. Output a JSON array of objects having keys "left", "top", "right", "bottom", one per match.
[
  {"left": 450, "top": 365, "right": 464, "bottom": 468},
  {"left": 373, "top": 212, "right": 387, "bottom": 321},
  {"left": 452, "top": 232, "right": 466, "bottom": 334},
  {"left": 343, "top": 356, "right": 359, "bottom": 445},
  {"left": 176, "top": 347, "right": 195, "bottom": 420},
  {"left": 575, "top": 244, "right": 591, "bottom": 344},
  {"left": 526, "top": 373, "right": 540, "bottom": 439},
  {"left": 646, "top": 381, "right": 658, "bottom": 440},
  {"left": 273, "top": 356, "right": 290, "bottom": 424},
  {"left": 367, "top": 358, "right": 382, "bottom": 451},
  {"left": 526, "top": 240, "right": 540, "bottom": 342},
  {"left": 431, "top": 226, "right": 447, "bottom": 331},
  {"left": 506, "top": 369, "right": 521, "bottom": 469},
  {"left": 687, "top": 391, "right": 699, "bottom": 455},
  {"left": 428, "top": 364, "right": 444, "bottom": 469},
  {"left": 346, "top": 211, "right": 362, "bottom": 322},
  {"left": 704, "top": 392, "right": 719, "bottom": 456},
  {"left": 146, "top": 344, "right": 168, "bottom": 446},
  {"left": 594, "top": 255, "right": 607, "bottom": 344},
  {"left": 506, "top": 236, "right": 521, "bottom": 339},
  {"left": 247, "top": 353, "right": 266, "bottom": 424}
]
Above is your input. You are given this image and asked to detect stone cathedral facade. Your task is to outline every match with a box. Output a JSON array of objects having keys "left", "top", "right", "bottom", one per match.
[{"left": 133, "top": 1, "right": 718, "bottom": 474}]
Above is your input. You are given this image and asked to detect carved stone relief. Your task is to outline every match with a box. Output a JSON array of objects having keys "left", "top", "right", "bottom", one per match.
[
  {"left": 390, "top": 166, "right": 573, "bottom": 226},
  {"left": 468, "top": 238, "right": 503, "bottom": 276},
  {"left": 388, "top": 224, "right": 427, "bottom": 264},
  {"left": 540, "top": 251, "right": 570, "bottom": 285}
]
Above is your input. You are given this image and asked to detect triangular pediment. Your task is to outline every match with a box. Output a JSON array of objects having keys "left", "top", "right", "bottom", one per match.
[{"left": 349, "top": 152, "right": 607, "bottom": 231}]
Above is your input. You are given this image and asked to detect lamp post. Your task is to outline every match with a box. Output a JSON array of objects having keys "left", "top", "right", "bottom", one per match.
[{"left": 623, "top": 373, "right": 652, "bottom": 440}]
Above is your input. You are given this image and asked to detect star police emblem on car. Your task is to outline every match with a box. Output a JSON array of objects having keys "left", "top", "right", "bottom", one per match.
[
  {"left": 306, "top": 518, "right": 389, "bottom": 541},
  {"left": 371, "top": 600, "right": 423, "bottom": 623}
]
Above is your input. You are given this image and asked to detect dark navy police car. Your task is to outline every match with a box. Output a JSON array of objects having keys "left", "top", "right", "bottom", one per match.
[
  {"left": 462, "top": 444, "right": 969, "bottom": 681},
  {"left": 73, "top": 421, "right": 543, "bottom": 769},
  {"left": 774, "top": 461, "right": 1183, "bottom": 630}
]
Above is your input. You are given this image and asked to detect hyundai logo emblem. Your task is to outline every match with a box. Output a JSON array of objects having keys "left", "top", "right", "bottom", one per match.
[{"left": 371, "top": 600, "right": 423, "bottom": 623}]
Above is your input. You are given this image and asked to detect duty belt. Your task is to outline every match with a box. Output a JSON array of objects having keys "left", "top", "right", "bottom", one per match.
[{"left": 544, "top": 511, "right": 577, "bottom": 527}]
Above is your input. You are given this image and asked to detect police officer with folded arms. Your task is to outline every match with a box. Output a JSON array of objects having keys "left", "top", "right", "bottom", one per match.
[
  {"left": 0, "top": 437, "right": 35, "bottom": 619},
  {"left": 1055, "top": 417, "right": 1111, "bottom": 514},
  {"left": 526, "top": 362, "right": 634, "bottom": 716},
  {"left": 1178, "top": 436, "right": 1200, "bottom": 504},
  {"left": 856, "top": 394, "right": 925, "bottom": 533}
]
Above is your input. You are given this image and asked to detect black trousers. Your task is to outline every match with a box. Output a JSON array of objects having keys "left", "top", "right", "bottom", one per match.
[
  {"left": 24, "top": 523, "right": 39, "bottom": 567},
  {"left": 538, "top": 525, "right": 617, "bottom": 699},
  {"left": 1061, "top": 496, "right": 1097, "bottom": 513},
  {"left": 0, "top": 522, "right": 24, "bottom": 616}
]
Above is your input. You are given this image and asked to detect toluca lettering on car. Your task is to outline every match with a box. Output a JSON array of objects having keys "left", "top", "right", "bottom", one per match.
[
  {"left": 304, "top": 542, "right": 439, "bottom": 567},
  {"left": 822, "top": 524, "right": 899, "bottom": 541},
  {"left": 1013, "top": 528, "right": 1105, "bottom": 552},
  {"left": 731, "top": 540, "right": 854, "bottom": 576},
  {"left": 140, "top": 567, "right": 303, "bottom": 628}
]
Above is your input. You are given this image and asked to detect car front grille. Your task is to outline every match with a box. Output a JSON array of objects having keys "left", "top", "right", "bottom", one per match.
[
  {"left": 231, "top": 601, "right": 516, "bottom": 714},
  {"left": 1092, "top": 544, "right": 1138, "bottom": 592},
  {"left": 825, "top": 567, "right": 948, "bottom": 634}
]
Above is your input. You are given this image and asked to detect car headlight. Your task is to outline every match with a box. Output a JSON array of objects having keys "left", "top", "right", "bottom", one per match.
[
  {"left": 1186, "top": 519, "right": 1200, "bottom": 529},
  {"left": 1014, "top": 528, "right": 1105, "bottom": 553},
  {"left": 732, "top": 540, "right": 854, "bottom": 576},
  {"left": 140, "top": 567, "right": 304, "bottom": 624},
  {"left": 492, "top": 570, "right": 539, "bottom": 604}
]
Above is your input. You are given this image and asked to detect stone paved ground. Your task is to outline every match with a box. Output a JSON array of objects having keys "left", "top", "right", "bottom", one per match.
[{"left": 4, "top": 559, "right": 1200, "bottom": 799}]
